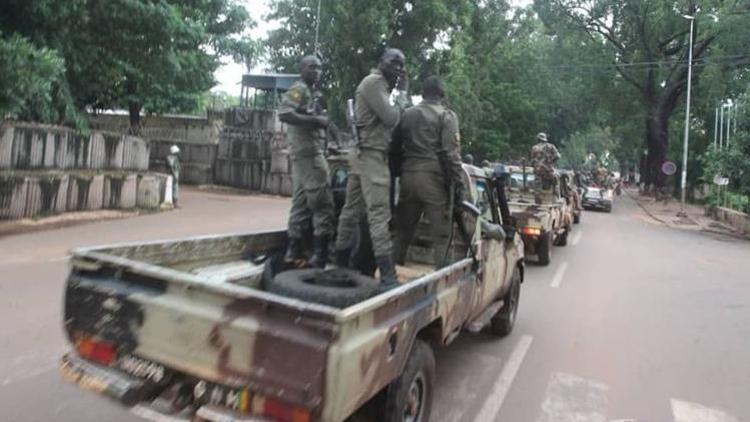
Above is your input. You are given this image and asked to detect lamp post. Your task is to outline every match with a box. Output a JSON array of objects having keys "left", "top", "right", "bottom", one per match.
[{"left": 679, "top": 14, "right": 695, "bottom": 215}]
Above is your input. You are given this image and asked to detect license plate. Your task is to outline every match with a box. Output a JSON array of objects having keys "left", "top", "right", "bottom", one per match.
[
  {"left": 193, "top": 380, "right": 252, "bottom": 413},
  {"left": 118, "top": 354, "right": 168, "bottom": 384}
]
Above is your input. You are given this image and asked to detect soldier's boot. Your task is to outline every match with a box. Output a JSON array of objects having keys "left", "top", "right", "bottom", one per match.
[
  {"left": 284, "top": 237, "right": 304, "bottom": 262},
  {"left": 376, "top": 255, "right": 400, "bottom": 291},
  {"left": 332, "top": 247, "right": 351, "bottom": 268},
  {"left": 309, "top": 235, "right": 330, "bottom": 268}
]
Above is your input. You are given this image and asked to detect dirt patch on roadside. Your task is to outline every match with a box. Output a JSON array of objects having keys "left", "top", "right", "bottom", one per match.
[{"left": 0, "top": 209, "right": 144, "bottom": 238}]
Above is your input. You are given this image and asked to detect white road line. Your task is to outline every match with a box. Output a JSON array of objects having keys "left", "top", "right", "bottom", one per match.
[
  {"left": 550, "top": 262, "right": 568, "bottom": 288},
  {"left": 571, "top": 231, "right": 583, "bottom": 246},
  {"left": 671, "top": 399, "right": 738, "bottom": 422},
  {"left": 536, "top": 372, "right": 609, "bottom": 422},
  {"left": 48, "top": 255, "right": 71, "bottom": 263},
  {"left": 473, "top": 335, "right": 533, "bottom": 422}
]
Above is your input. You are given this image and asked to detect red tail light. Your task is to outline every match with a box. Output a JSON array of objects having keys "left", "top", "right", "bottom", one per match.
[
  {"left": 263, "top": 398, "right": 310, "bottom": 422},
  {"left": 77, "top": 338, "right": 117, "bottom": 366},
  {"left": 521, "top": 226, "right": 542, "bottom": 236}
]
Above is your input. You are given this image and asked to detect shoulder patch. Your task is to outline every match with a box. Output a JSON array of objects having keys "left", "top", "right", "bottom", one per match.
[
  {"left": 454, "top": 132, "right": 461, "bottom": 145},
  {"left": 289, "top": 88, "right": 303, "bottom": 103}
]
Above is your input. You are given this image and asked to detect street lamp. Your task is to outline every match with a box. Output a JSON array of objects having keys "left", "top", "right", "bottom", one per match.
[{"left": 679, "top": 14, "right": 695, "bottom": 215}]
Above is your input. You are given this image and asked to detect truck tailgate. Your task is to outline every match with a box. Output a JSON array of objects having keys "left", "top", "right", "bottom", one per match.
[{"left": 64, "top": 258, "right": 339, "bottom": 411}]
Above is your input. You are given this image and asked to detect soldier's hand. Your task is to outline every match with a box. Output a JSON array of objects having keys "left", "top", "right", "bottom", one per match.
[
  {"left": 315, "top": 115, "right": 330, "bottom": 128},
  {"left": 396, "top": 70, "right": 409, "bottom": 91}
]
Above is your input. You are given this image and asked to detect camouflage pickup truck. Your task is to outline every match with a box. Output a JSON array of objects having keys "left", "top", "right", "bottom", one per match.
[
  {"left": 59, "top": 164, "right": 524, "bottom": 422},
  {"left": 503, "top": 165, "right": 572, "bottom": 265}
]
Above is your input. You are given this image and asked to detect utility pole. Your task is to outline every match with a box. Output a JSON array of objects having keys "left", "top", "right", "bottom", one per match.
[
  {"left": 679, "top": 14, "right": 695, "bottom": 215},
  {"left": 713, "top": 106, "right": 718, "bottom": 148},
  {"left": 726, "top": 101, "right": 732, "bottom": 147},
  {"left": 719, "top": 102, "right": 724, "bottom": 148},
  {"left": 314, "top": 0, "right": 322, "bottom": 54}
]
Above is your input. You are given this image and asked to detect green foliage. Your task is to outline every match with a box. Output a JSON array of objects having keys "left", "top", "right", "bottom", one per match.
[
  {"left": 0, "top": 0, "right": 252, "bottom": 130},
  {"left": 0, "top": 33, "right": 83, "bottom": 127},
  {"left": 559, "top": 126, "right": 618, "bottom": 171}
]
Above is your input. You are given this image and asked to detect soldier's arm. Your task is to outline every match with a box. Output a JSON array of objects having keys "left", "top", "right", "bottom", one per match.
[
  {"left": 278, "top": 85, "right": 327, "bottom": 128},
  {"left": 440, "top": 111, "right": 467, "bottom": 191},
  {"left": 361, "top": 76, "right": 401, "bottom": 129}
]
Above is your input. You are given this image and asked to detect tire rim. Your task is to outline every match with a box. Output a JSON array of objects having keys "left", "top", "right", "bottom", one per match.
[{"left": 404, "top": 371, "right": 426, "bottom": 422}]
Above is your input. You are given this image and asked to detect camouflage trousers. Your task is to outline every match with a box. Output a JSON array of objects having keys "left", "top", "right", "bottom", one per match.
[
  {"left": 393, "top": 171, "right": 451, "bottom": 266},
  {"left": 335, "top": 149, "right": 392, "bottom": 257},
  {"left": 287, "top": 154, "right": 335, "bottom": 239}
]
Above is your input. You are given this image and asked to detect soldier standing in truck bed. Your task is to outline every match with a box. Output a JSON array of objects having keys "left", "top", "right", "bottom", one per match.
[
  {"left": 530, "top": 132, "right": 560, "bottom": 190},
  {"left": 392, "top": 76, "right": 467, "bottom": 268},
  {"left": 333, "top": 48, "right": 409, "bottom": 289},
  {"left": 278, "top": 55, "right": 336, "bottom": 268}
]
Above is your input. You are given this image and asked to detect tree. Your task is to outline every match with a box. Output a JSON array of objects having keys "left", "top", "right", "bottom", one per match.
[
  {"left": 0, "top": 34, "right": 80, "bottom": 125},
  {"left": 265, "top": 0, "right": 473, "bottom": 122},
  {"left": 535, "top": 0, "right": 750, "bottom": 189},
  {"left": 1, "top": 0, "right": 252, "bottom": 132}
]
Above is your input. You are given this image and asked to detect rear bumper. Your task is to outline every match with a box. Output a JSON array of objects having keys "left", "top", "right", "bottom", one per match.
[
  {"left": 59, "top": 353, "right": 149, "bottom": 406},
  {"left": 583, "top": 201, "right": 611, "bottom": 210},
  {"left": 60, "top": 353, "right": 273, "bottom": 422}
]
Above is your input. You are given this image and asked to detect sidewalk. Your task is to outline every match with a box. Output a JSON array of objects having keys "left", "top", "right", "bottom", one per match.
[{"left": 625, "top": 188, "right": 746, "bottom": 239}]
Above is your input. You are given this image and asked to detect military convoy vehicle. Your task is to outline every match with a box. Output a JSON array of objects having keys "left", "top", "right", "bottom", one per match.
[
  {"left": 59, "top": 164, "right": 524, "bottom": 422},
  {"left": 503, "top": 165, "right": 573, "bottom": 265}
]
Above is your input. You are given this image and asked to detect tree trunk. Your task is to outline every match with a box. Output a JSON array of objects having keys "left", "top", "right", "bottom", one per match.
[
  {"left": 644, "top": 110, "right": 669, "bottom": 189},
  {"left": 128, "top": 101, "right": 142, "bottom": 135}
]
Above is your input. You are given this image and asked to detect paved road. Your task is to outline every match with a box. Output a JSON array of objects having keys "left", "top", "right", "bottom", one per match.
[{"left": 0, "top": 188, "right": 748, "bottom": 422}]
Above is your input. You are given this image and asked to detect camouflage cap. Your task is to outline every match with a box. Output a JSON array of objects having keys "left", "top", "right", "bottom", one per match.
[{"left": 536, "top": 132, "right": 548, "bottom": 142}]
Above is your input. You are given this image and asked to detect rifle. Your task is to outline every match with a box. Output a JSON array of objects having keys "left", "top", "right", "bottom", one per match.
[
  {"left": 346, "top": 99, "right": 360, "bottom": 145},
  {"left": 305, "top": 91, "right": 342, "bottom": 155},
  {"left": 438, "top": 151, "right": 479, "bottom": 269}
]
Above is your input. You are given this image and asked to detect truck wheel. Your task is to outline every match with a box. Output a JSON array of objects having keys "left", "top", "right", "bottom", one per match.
[
  {"left": 537, "top": 232, "right": 552, "bottom": 266},
  {"left": 269, "top": 268, "right": 379, "bottom": 308},
  {"left": 489, "top": 266, "right": 521, "bottom": 337},
  {"left": 573, "top": 212, "right": 581, "bottom": 224},
  {"left": 384, "top": 339, "right": 435, "bottom": 422},
  {"left": 554, "top": 227, "right": 569, "bottom": 247}
]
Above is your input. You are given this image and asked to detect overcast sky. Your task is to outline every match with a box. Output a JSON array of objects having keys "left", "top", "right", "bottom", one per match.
[{"left": 213, "top": 0, "right": 534, "bottom": 94}]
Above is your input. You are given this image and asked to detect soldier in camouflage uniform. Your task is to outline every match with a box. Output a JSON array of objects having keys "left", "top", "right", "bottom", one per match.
[
  {"left": 334, "top": 48, "right": 409, "bottom": 288},
  {"left": 278, "top": 55, "right": 336, "bottom": 267},
  {"left": 392, "top": 76, "right": 466, "bottom": 268},
  {"left": 530, "top": 132, "right": 560, "bottom": 190}
]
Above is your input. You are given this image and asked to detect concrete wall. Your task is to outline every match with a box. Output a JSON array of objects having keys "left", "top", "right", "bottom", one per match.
[
  {"left": 149, "top": 140, "right": 217, "bottom": 185},
  {"left": 0, "top": 172, "right": 167, "bottom": 219},
  {"left": 0, "top": 121, "right": 149, "bottom": 171},
  {"left": 214, "top": 109, "right": 293, "bottom": 196},
  {"left": 707, "top": 206, "right": 750, "bottom": 235},
  {"left": 88, "top": 112, "right": 224, "bottom": 145}
]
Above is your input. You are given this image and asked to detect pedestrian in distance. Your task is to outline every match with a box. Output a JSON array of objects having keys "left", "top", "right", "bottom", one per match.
[
  {"left": 333, "top": 48, "right": 409, "bottom": 290},
  {"left": 278, "top": 55, "right": 336, "bottom": 268},
  {"left": 392, "top": 76, "right": 467, "bottom": 268},
  {"left": 167, "top": 145, "right": 181, "bottom": 208}
]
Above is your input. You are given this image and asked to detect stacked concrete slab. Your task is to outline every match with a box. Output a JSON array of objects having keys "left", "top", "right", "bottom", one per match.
[
  {"left": 0, "top": 121, "right": 167, "bottom": 220},
  {"left": 214, "top": 108, "right": 292, "bottom": 196}
]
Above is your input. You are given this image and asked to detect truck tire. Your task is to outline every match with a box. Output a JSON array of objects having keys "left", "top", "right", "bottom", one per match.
[
  {"left": 573, "top": 212, "right": 581, "bottom": 224},
  {"left": 537, "top": 232, "right": 552, "bottom": 266},
  {"left": 268, "top": 268, "right": 380, "bottom": 308},
  {"left": 554, "top": 227, "right": 569, "bottom": 247},
  {"left": 384, "top": 339, "right": 435, "bottom": 422},
  {"left": 489, "top": 266, "right": 521, "bottom": 337}
]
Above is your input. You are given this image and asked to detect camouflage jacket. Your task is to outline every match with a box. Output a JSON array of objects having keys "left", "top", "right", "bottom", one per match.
[
  {"left": 355, "top": 69, "right": 406, "bottom": 152},
  {"left": 278, "top": 80, "right": 326, "bottom": 159},
  {"left": 530, "top": 142, "right": 560, "bottom": 168}
]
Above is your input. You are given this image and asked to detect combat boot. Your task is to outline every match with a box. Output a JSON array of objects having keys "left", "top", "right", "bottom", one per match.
[
  {"left": 376, "top": 255, "right": 400, "bottom": 291},
  {"left": 332, "top": 247, "right": 351, "bottom": 268},
  {"left": 309, "top": 235, "right": 330, "bottom": 268},
  {"left": 284, "top": 237, "right": 304, "bottom": 262}
]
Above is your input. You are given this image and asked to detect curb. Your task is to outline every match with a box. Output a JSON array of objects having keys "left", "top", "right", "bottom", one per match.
[{"left": 624, "top": 189, "right": 671, "bottom": 226}]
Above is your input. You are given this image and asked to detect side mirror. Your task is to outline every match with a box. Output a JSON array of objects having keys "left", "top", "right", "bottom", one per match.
[{"left": 458, "top": 200, "right": 481, "bottom": 218}]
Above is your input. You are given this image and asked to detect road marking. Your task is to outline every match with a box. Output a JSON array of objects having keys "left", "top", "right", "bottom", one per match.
[
  {"left": 48, "top": 254, "right": 71, "bottom": 263},
  {"left": 536, "top": 372, "right": 609, "bottom": 422},
  {"left": 550, "top": 262, "right": 568, "bottom": 288},
  {"left": 571, "top": 231, "right": 583, "bottom": 246},
  {"left": 473, "top": 335, "right": 533, "bottom": 422},
  {"left": 671, "top": 399, "right": 738, "bottom": 422},
  {"left": 131, "top": 404, "right": 192, "bottom": 422}
]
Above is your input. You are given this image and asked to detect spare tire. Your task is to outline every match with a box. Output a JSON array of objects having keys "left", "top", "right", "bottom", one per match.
[{"left": 269, "top": 268, "right": 380, "bottom": 308}]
